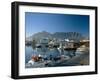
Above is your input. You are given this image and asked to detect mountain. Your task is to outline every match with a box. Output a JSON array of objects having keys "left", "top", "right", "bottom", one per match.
[
  {"left": 53, "top": 32, "right": 67, "bottom": 40},
  {"left": 26, "top": 31, "right": 84, "bottom": 42},
  {"left": 26, "top": 31, "right": 53, "bottom": 42},
  {"left": 32, "top": 31, "right": 53, "bottom": 40}
]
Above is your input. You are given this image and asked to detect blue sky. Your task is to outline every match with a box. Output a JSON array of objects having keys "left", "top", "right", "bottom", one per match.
[{"left": 25, "top": 12, "right": 89, "bottom": 37}]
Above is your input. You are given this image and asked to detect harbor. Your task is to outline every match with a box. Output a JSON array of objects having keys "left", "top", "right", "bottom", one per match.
[{"left": 25, "top": 34, "right": 89, "bottom": 68}]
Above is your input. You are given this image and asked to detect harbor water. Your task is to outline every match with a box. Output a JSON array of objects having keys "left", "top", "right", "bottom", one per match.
[{"left": 25, "top": 46, "right": 78, "bottom": 65}]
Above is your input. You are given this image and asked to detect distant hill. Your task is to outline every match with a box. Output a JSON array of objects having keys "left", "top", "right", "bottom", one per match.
[
  {"left": 53, "top": 32, "right": 67, "bottom": 40},
  {"left": 26, "top": 31, "right": 84, "bottom": 42},
  {"left": 32, "top": 31, "right": 53, "bottom": 40}
]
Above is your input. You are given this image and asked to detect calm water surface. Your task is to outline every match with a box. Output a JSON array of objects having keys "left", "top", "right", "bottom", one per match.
[{"left": 25, "top": 46, "right": 75, "bottom": 64}]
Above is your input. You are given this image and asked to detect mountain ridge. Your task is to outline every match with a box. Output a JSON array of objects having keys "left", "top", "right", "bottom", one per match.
[{"left": 26, "top": 31, "right": 85, "bottom": 42}]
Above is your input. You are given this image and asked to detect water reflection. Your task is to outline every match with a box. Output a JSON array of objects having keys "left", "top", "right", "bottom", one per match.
[{"left": 25, "top": 46, "right": 76, "bottom": 64}]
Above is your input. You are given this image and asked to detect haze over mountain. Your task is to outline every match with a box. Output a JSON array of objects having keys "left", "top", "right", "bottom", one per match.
[
  {"left": 26, "top": 31, "right": 67, "bottom": 41},
  {"left": 26, "top": 31, "right": 85, "bottom": 42}
]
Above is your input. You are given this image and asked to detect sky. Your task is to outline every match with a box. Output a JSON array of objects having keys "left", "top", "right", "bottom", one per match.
[{"left": 25, "top": 12, "right": 89, "bottom": 37}]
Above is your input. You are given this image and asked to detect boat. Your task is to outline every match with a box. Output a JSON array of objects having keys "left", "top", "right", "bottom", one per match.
[{"left": 26, "top": 38, "right": 89, "bottom": 68}]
